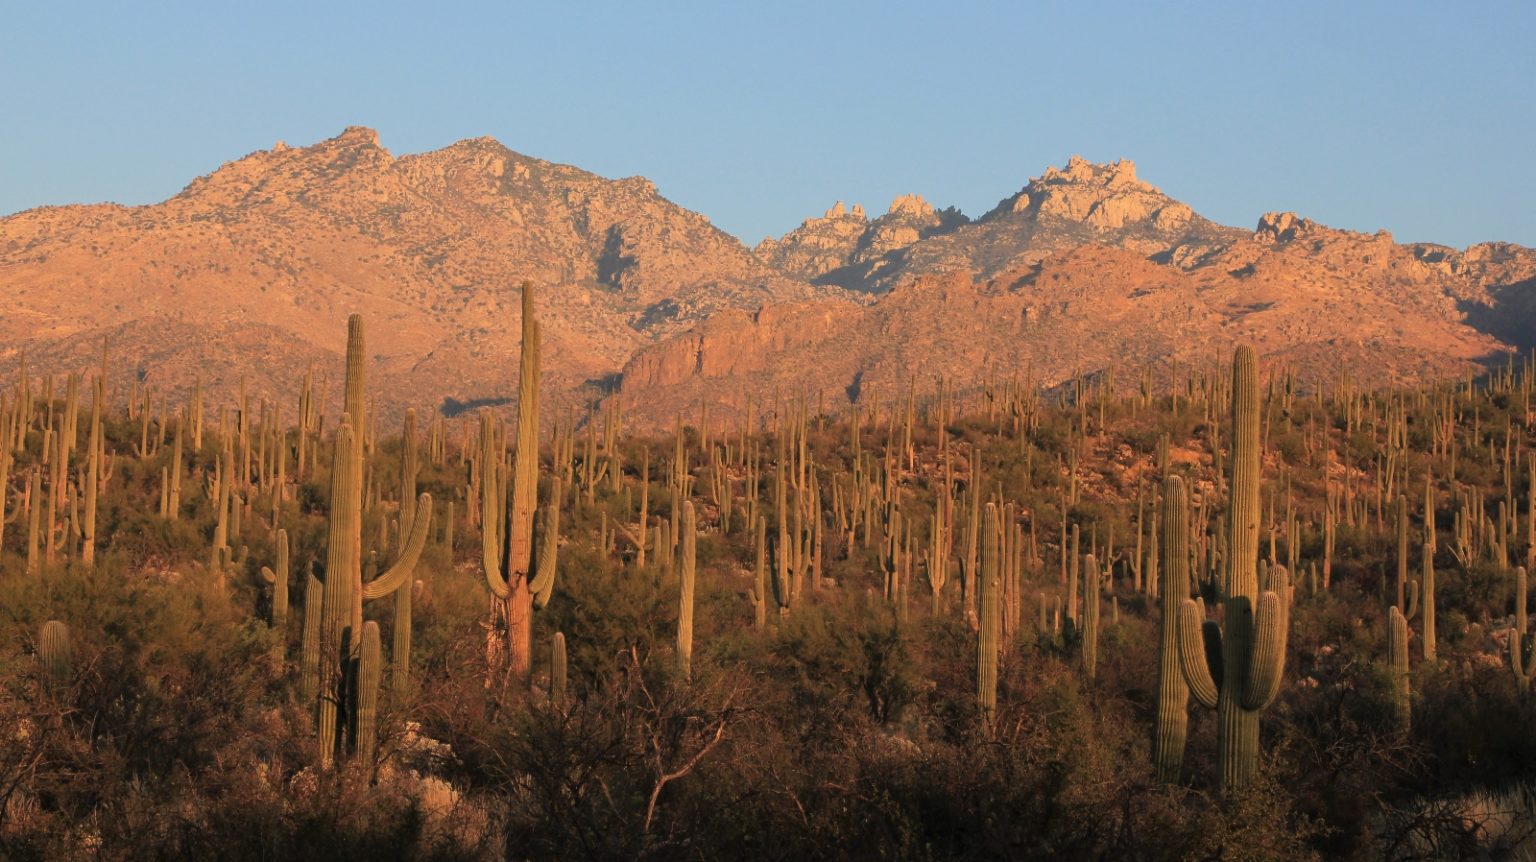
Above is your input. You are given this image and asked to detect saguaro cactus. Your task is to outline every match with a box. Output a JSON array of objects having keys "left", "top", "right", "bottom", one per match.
[
  {"left": 1082, "top": 552, "right": 1100, "bottom": 678},
  {"left": 1388, "top": 605, "right": 1411, "bottom": 730},
  {"left": 1155, "top": 475, "right": 1191, "bottom": 782},
  {"left": 977, "top": 503, "right": 1001, "bottom": 730},
  {"left": 1510, "top": 567, "right": 1535, "bottom": 692},
  {"left": 1177, "top": 345, "right": 1290, "bottom": 792},
  {"left": 317, "top": 422, "right": 360, "bottom": 768},
  {"left": 39, "top": 620, "right": 71, "bottom": 684},
  {"left": 358, "top": 490, "right": 432, "bottom": 689},
  {"left": 302, "top": 565, "right": 323, "bottom": 703},
  {"left": 355, "top": 620, "right": 382, "bottom": 765},
  {"left": 259, "top": 528, "right": 290, "bottom": 660},
  {"left": 751, "top": 515, "right": 768, "bottom": 631},
  {"left": 481, "top": 282, "right": 560, "bottom": 687},
  {"left": 677, "top": 500, "right": 697, "bottom": 681},
  {"left": 551, "top": 631, "right": 568, "bottom": 707},
  {"left": 1421, "top": 542, "right": 1436, "bottom": 662}
]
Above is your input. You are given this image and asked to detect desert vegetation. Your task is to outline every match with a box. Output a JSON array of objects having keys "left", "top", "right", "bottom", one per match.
[{"left": 3, "top": 285, "right": 1536, "bottom": 860}]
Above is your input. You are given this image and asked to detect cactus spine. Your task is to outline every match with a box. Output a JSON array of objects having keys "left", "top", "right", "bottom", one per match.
[
  {"left": 1155, "top": 475, "right": 1191, "bottom": 782},
  {"left": 677, "top": 500, "right": 697, "bottom": 681},
  {"left": 1177, "top": 346, "right": 1290, "bottom": 792}
]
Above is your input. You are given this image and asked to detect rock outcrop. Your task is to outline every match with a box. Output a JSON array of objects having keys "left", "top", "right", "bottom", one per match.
[
  {"left": 754, "top": 192, "right": 968, "bottom": 284},
  {"left": 755, "top": 157, "right": 1242, "bottom": 293}
]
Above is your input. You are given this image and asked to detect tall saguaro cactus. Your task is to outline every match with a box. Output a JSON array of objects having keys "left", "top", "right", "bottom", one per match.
[
  {"left": 1421, "top": 542, "right": 1436, "bottom": 662},
  {"left": 1082, "top": 552, "right": 1100, "bottom": 678},
  {"left": 1177, "top": 345, "right": 1291, "bottom": 792},
  {"left": 977, "top": 503, "right": 1001, "bottom": 731},
  {"left": 259, "top": 529, "right": 290, "bottom": 660},
  {"left": 481, "top": 282, "right": 560, "bottom": 687},
  {"left": 317, "top": 422, "right": 360, "bottom": 769},
  {"left": 355, "top": 620, "right": 382, "bottom": 765},
  {"left": 1387, "top": 605, "right": 1411, "bottom": 730},
  {"left": 1155, "top": 475, "right": 1191, "bottom": 782},
  {"left": 677, "top": 500, "right": 697, "bottom": 681},
  {"left": 1509, "top": 567, "right": 1535, "bottom": 692}
]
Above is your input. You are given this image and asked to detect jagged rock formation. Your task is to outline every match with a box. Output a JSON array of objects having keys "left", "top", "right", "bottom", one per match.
[
  {"left": 0, "top": 127, "right": 831, "bottom": 422},
  {"left": 765, "top": 156, "right": 1244, "bottom": 293},
  {"left": 754, "top": 193, "right": 967, "bottom": 283}
]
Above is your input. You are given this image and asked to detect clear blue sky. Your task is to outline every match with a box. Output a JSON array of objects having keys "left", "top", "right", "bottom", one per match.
[{"left": 3, "top": 1, "right": 1532, "bottom": 247}]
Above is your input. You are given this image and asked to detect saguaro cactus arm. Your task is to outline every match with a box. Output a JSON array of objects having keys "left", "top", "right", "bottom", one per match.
[
  {"left": 360, "top": 493, "right": 433, "bottom": 600},
  {"left": 1177, "top": 600, "right": 1221, "bottom": 709},
  {"left": 529, "top": 478, "right": 562, "bottom": 609}
]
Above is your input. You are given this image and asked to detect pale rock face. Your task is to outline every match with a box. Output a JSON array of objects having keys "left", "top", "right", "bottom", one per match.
[
  {"left": 1030, "top": 157, "right": 1170, "bottom": 227},
  {"left": 888, "top": 193, "right": 934, "bottom": 217},
  {"left": 865, "top": 224, "right": 922, "bottom": 255},
  {"left": 825, "top": 201, "right": 846, "bottom": 219},
  {"left": 1254, "top": 212, "right": 1315, "bottom": 242},
  {"left": 1152, "top": 203, "right": 1193, "bottom": 231}
]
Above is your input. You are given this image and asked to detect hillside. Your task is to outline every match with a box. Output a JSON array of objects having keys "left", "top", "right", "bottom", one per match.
[
  {"left": 5, "top": 134, "right": 1536, "bottom": 430},
  {"left": 0, "top": 127, "right": 829, "bottom": 422}
]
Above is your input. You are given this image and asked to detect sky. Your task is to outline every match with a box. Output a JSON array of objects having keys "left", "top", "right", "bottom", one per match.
[{"left": 2, "top": 1, "right": 1533, "bottom": 248}]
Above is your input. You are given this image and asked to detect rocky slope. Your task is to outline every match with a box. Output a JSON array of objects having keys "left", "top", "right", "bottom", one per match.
[
  {"left": 4, "top": 134, "right": 1535, "bottom": 431},
  {"left": 753, "top": 195, "right": 968, "bottom": 283},
  {"left": 620, "top": 211, "right": 1536, "bottom": 427},
  {"left": 754, "top": 157, "right": 1242, "bottom": 292},
  {"left": 0, "top": 127, "right": 828, "bottom": 422}
]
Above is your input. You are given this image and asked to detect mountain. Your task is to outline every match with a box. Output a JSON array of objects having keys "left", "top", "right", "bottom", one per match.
[
  {"left": 622, "top": 209, "right": 1536, "bottom": 427},
  {"left": 4, "top": 132, "right": 1535, "bottom": 430},
  {"left": 753, "top": 194, "right": 969, "bottom": 284},
  {"left": 753, "top": 157, "right": 1242, "bottom": 293},
  {"left": 0, "top": 127, "right": 829, "bottom": 422}
]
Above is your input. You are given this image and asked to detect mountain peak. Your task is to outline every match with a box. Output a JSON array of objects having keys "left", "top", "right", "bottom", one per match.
[
  {"left": 334, "top": 125, "right": 382, "bottom": 147},
  {"left": 821, "top": 201, "right": 866, "bottom": 220},
  {"left": 887, "top": 193, "right": 933, "bottom": 217},
  {"left": 1254, "top": 211, "right": 1316, "bottom": 242},
  {"left": 985, "top": 155, "right": 1194, "bottom": 233}
]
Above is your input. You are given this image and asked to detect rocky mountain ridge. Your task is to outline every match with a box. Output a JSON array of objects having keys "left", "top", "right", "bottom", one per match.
[
  {"left": 1, "top": 127, "right": 830, "bottom": 423},
  {"left": 3, "top": 129, "right": 1534, "bottom": 430}
]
